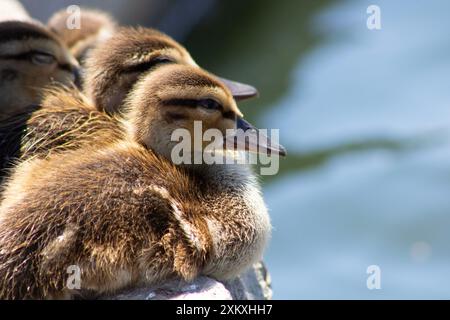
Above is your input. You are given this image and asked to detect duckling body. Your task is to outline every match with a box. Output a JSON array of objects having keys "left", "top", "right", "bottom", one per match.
[
  {"left": 0, "top": 64, "right": 273, "bottom": 300},
  {"left": 0, "top": 141, "right": 268, "bottom": 299}
]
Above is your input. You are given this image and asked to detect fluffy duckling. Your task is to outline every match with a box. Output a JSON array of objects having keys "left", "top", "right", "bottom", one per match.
[
  {"left": 0, "top": 20, "right": 80, "bottom": 120},
  {"left": 47, "top": 8, "right": 117, "bottom": 65},
  {"left": 0, "top": 64, "right": 283, "bottom": 299}
]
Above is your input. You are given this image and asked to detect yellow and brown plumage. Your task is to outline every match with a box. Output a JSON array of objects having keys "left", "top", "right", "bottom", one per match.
[{"left": 0, "top": 18, "right": 274, "bottom": 299}]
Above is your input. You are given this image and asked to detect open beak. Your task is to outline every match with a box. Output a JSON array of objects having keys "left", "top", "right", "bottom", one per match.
[
  {"left": 218, "top": 77, "right": 259, "bottom": 101},
  {"left": 224, "top": 118, "right": 287, "bottom": 157}
]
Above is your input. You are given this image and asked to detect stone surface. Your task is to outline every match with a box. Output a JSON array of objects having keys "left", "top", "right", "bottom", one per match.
[
  {"left": 223, "top": 262, "right": 272, "bottom": 300},
  {"left": 105, "top": 262, "right": 272, "bottom": 300}
]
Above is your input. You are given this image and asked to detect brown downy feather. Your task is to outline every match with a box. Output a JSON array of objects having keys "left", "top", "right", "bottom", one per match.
[
  {"left": 0, "top": 143, "right": 207, "bottom": 299},
  {"left": 0, "top": 140, "right": 266, "bottom": 299}
]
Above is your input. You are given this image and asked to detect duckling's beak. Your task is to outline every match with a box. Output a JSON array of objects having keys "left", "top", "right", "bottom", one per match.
[
  {"left": 224, "top": 118, "right": 287, "bottom": 156},
  {"left": 218, "top": 77, "right": 259, "bottom": 101}
]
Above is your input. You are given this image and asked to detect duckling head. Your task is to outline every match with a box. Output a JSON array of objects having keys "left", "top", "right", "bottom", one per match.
[
  {"left": 123, "top": 64, "right": 285, "bottom": 163},
  {"left": 0, "top": 21, "right": 80, "bottom": 117},
  {"left": 85, "top": 27, "right": 197, "bottom": 115},
  {"left": 85, "top": 27, "right": 259, "bottom": 115}
]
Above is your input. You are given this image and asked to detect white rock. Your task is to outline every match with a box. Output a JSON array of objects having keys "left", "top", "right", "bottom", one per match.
[{"left": 104, "top": 262, "right": 272, "bottom": 300}]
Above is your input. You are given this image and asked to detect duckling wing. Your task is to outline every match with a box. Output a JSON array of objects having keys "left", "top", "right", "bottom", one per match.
[
  {"left": 0, "top": 105, "right": 40, "bottom": 182},
  {"left": 0, "top": 148, "right": 207, "bottom": 299},
  {"left": 0, "top": 91, "right": 123, "bottom": 184}
]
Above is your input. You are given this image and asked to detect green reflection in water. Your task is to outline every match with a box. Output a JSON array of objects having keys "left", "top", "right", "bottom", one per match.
[{"left": 184, "top": 0, "right": 331, "bottom": 119}]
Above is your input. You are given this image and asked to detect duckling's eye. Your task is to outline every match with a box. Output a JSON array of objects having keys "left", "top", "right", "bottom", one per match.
[
  {"left": 154, "top": 57, "right": 173, "bottom": 64},
  {"left": 197, "top": 99, "right": 222, "bottom": 111},
  {"left": 30, "top": 52, "right": 56, "bottom": 65}
]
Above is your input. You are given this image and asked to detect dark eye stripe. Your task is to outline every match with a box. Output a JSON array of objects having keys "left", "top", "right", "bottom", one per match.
[
  {"left": 0, "top": 22, "right": 54, "bottom": 43},
  {"left": 0, "top": 50, "right": 52, "bottom": 61},
  {"left": 197, "top": 99, "right": 222, "bottom": 111},
  {"left": 163, "top": 99, "right": 231, "bottom": 116},
  {"left": 122, "top": 58, "right": 173, "bottom": 74},
  {"left": 163, "top": 99, "right": 199, "bottom": 108}
]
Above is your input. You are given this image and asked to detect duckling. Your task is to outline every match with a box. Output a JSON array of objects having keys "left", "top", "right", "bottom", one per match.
[
  {"left": 0, "top": 20, "right": 80, "bottom": 120},
  {"left": 0, "top": 63, "right": 284, "bottom": 299},
  {"left": 47, "top": 8, "right": 117, "bottom": 65}
]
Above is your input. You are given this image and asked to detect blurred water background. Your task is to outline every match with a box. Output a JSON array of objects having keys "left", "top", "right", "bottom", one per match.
[{"left": 22, "top": 0, "right": 450, "bottom": 299}]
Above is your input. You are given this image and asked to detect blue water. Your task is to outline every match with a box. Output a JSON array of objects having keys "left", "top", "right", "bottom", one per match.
[{"left": 262, "top": 0, "right": 450, "bottom": 299}]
